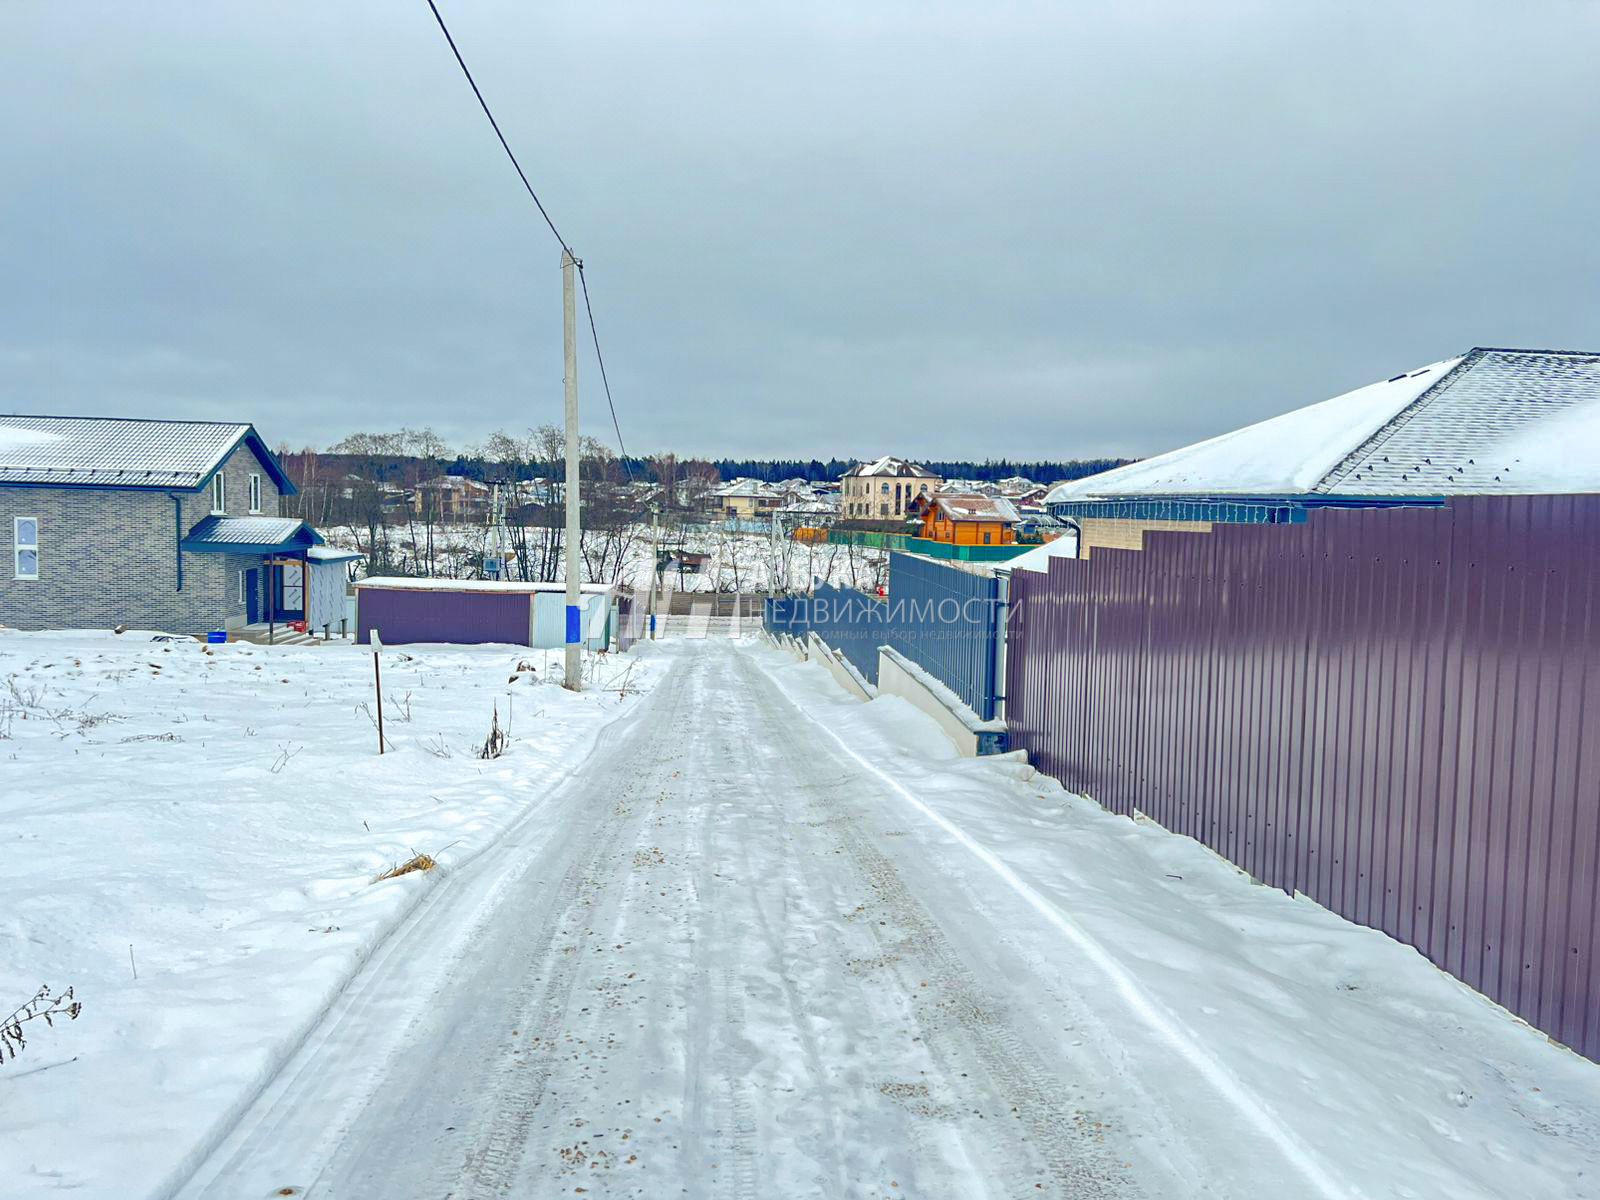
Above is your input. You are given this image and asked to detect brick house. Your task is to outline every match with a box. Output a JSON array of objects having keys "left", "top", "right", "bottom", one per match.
[
  {"left": 840, "top": 457, "right": 942, "bottom": 521},
  {"left": 0, "top": 415, "right": 341, "bottom": 635}
]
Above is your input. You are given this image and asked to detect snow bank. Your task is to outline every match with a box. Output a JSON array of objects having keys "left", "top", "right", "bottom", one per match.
[
  {"left": 0, "top": 633, "right": 660, "bottom": 1199},
  {"left": 759, "top": 644, "right": 1600, "bottom": 1200}
]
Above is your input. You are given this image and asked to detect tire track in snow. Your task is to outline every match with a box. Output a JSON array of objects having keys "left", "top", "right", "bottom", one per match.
[
  {"left": 758, "top": 640, "right": 1357, "bottom": 1200},
  {"left": 742, "top": 649, "right": 1137, "bottom": 1199},
  {"left": 451, "top": 679, "right": 689, "bottom": 1196}
]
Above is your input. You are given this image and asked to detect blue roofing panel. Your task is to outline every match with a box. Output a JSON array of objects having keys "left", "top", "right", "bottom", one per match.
[{"left": 180, "top": 516, "right": 323, "bottom": 553}]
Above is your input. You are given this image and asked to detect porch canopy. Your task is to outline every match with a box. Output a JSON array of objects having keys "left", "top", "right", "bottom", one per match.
[{"left": 179, "top": 516, "right": 323, "bottom": 555}]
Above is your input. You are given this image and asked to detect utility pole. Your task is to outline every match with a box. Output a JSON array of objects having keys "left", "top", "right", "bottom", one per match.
[
  {"left": 562, "top": 249, "right": 582, "bottom": 691},
  {"left": 648, "top": 509, "right": 660, "bottom": 640}
]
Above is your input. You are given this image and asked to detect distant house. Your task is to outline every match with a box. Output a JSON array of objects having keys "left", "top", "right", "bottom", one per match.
[
  {"left": 709, "top": 478, "right": 783, "bottom": 520},
  {"left": 0, "top": 415, "right": 335, "bottom": 635},
  {"left": 841, "top": 457, "right": 941, "bottom": 520},
  {"left": 1047, "top": 346, "right": 1600, "bottom": 555},
  {"left": 412, "top": 474, "right": 491, "bottom": 523},
  {"left": 912, "top": 493, "right": 1021, "bottom": 546}
]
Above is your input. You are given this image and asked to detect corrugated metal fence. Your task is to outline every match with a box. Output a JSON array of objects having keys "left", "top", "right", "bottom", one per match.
[
  {"left": 885, "top": 553, "right": 1000, "bottom": 719},
  {"left": 806, "top": 584, "right": 886, "bottom": 683},
  {"left": 1006, "top": 494, "right": 1600, "bottom": 1060}
]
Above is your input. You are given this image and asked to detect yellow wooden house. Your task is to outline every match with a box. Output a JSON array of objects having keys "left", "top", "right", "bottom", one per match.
[{"left": 912, "top": 494, "right": 1021, "bottom": 546}]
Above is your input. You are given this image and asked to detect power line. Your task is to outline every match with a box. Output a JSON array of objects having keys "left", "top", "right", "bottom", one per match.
[
  {"left": 424, "top": 0, "right": 570, "bottom": 255},
  {"left": 423, "top": 0, "right": 634, "bottom": 479},
  {"left": 578, "top": 264, "right": 633, "bottom": 479}
]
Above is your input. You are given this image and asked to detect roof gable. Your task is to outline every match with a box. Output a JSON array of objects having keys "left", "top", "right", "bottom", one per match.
[{"left": 0, "top": 415, "right": 298, "bottom": 494}]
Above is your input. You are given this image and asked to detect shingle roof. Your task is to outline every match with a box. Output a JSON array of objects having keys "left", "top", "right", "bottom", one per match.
[
  {"left": 1047, "top": 348, "right": 1600, "bottom": 502},
  {"left": 1319, "top": 348, "right": 1600, "bottom": 494},
  {"left": 0, "top": 415, "right": 291, "bottom": 491}
]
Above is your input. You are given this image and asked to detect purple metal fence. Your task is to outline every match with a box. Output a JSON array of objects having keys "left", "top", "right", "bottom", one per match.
[
  {"left": 355, "top": 586, "right": 532, "bottom": 646},
  {"left": 1006, "top": 495, "right": 1600, "bottom": 1060}
]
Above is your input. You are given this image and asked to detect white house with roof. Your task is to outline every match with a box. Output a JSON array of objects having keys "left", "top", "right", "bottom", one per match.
[
  {"left": 841, "top": 457, "right": 942, "bottom": 520},
  {"left": 0, "top": 415, "right": 351, "bottom": 637},
  {"left": 1047, "top": 347, "right": 1600, "bottom": 555}
]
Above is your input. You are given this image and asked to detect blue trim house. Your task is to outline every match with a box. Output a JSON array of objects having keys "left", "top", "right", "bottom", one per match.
[
  {"left": 1048, "top": 347, "right": 1600, "bottom": 553},
  {"left": 0, "top": 414, "right": 333, "bottom": 635}
]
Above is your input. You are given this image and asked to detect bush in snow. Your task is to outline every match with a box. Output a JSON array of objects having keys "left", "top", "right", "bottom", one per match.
[{"left": 1, "top": 985, "right": 83, "bottom": 1065}]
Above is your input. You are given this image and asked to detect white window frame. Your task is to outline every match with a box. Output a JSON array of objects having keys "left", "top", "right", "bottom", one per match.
[
  {"left": 248, "top": 472, "right": 262, "bottom": 514},
  {"left": 238, "top": 569, "right": 248, "bottom": 604},
  {"left": 211, "top": 471, "right": 226, "bottom": 514},
  {"left": 13, "top": 516, "right": 39, "bottom": 580}
]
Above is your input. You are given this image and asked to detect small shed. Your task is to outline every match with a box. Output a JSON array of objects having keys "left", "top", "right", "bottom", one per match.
[
  {"left": 305, "top": 546, "right": 363, "bottom": 636},
  {"left": 354, "top": 578, "right": 615, "bottom": 650}
]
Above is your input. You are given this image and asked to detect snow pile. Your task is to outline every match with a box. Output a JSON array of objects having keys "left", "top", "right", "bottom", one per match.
[
  {"left": 0, "top": 631, "right": 660, "bottom": 1198},
  {"left": 1000, "top": 530, "right": 1079, "bottom": 573},
  {"left": 1049, "top": 357, "right": 1461, "bottom": 500},
  {"left": 762, "top": 644, "right": 1600, "bottom": 1199}
]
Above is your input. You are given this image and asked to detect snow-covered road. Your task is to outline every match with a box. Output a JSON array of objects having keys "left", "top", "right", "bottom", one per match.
[
  {"left": 52, "top": 634, "right": 1595, "bottom": 1200},
  {"left": 177, "top": 640, "right": 1165, "bottom": 1198}
]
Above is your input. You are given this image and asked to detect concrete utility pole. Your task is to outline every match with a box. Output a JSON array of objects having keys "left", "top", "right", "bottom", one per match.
[{"left": 562, "top": 249, "right": 582, "bottom": 691}]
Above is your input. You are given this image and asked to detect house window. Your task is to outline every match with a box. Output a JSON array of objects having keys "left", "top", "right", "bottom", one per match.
[
  {"left": 211, "top": 471, "right": 226, "bottom": 514},
  {"left": 238, "top": 569, "right": 248, "bottom": 603},
  {"left": 13, "top": 516, "right": 39, "bottom": 580},
  {"left": 249, "top": 473, "right": 262, "bottom": 514}
]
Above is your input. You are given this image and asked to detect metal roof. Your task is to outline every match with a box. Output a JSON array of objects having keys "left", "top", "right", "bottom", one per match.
[
  {"left": 0, "top": 415, "right": 296, "bottom": 492},
  {"left": 180, "top": 516, "right": 322, "bottom": 553},
  {"left": 1048, "top": 347, "right": 1600, "bottom": 503}
]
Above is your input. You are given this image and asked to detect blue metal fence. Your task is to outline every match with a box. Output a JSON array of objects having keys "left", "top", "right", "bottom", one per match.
[
  {"left": 805, "top": 584, "right": 885, "bottom": 683},
  {"left": 764, "top": 556, "right": 1002, "bottom": 720},
  {"left": 884, "top": 552, "right": 1000, "bottom": 720},
  {"left": 763, "top": 595, "right": 811, "bottom": 640}
]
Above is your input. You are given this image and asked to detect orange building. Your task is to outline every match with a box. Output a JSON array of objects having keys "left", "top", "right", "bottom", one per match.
[{"left": 913, "top": 494, "right": 1021, "bottom": 546}]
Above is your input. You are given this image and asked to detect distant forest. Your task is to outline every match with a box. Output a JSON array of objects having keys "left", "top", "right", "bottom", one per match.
[
  {"left": 698, "top": 458, "right": 1132, "bottom": 484},
  {"left": 286, "top": 435, "right": 1132, "bottom": 486},
  {"left": 393, "top": 455, "right": 1134, "bottom": 485}
]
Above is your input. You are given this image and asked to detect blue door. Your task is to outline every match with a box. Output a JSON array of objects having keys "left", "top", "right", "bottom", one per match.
[{"left": 245, "top": 568, "right": 260, "bottom": 623}]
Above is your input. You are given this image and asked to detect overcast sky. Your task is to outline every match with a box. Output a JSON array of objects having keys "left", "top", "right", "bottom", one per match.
[{"left": 3, "top": 2, "right": 1597, "bottom": 462}]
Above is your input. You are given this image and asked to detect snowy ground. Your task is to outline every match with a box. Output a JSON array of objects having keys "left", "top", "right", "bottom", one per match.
[
  {"left": 6, "top": 633, "right": 1600, "bottom": 1198},
  {"left": 0, "top": 629, "right": 660, "bottom": 1199}
]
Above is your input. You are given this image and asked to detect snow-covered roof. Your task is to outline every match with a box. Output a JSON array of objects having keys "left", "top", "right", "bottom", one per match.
[
  {"left": 710, "top": 477, "right": 781, "bottom": 497},
  {"left": 933, "top": 493, "right": 1022, "bottom": 523},
  {"left": 843, "top": 456, "right": 940, "bottom": 479},
  {"left": 356, "top": 577, "right": 614, "bottom": 595},
  {"left": 0, "top": 414, "right": 295, "bottom": 492},
  {"left": 1049, "top": 348, "right": 1600, "bottom": 502},
  {"left": 306, "top": 545, "right": 363, "bottom": 563}
]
